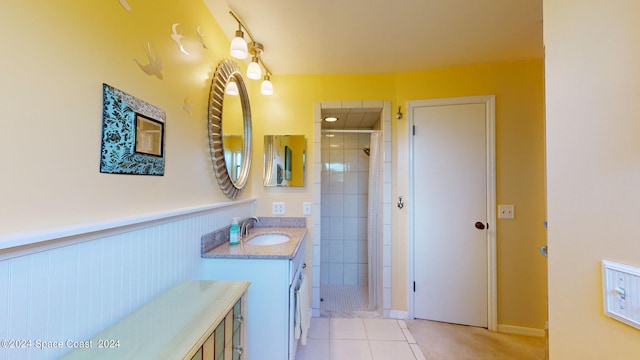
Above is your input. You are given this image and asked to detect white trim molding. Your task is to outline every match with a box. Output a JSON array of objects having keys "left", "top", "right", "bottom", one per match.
[
  {"left": 498, "top": 324, "right": 547, "bottom": 338},
  {"left": 389, "top": 310, "right": 409, "bottom": 319},
  {"left": 0, "top": 198, "right": 257, "bottom": 259}
]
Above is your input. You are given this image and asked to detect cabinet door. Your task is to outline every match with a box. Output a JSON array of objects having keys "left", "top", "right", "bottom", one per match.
[
  {"left": 191, "top": 347, "right": 202, "bottom": 360},
  {"left": 232, "top": 300, "right": 243, "bottom": 360},
  {"left": 202, "top": 331, "right": 215, "bottom": 359},
  {"left": 214, "top": 320, "right": 225, "bottom": 360},
  {"left": 224, "top": 310, "right": 234, "bottom": 359}
]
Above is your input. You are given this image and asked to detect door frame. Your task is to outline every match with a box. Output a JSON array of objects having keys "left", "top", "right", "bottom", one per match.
[{"left": 407, "top": 95, "right": 497, "bottom": 331}]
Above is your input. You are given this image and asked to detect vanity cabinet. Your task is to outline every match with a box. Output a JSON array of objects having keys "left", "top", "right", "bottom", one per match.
[
  {"left": 191, "top": 298, "right": 244, "bottom": 360},
  {"left": 201, "top": 236, "right": 305, "bottom": 360},
  {"left": 61, "top": 280, "right": 249, "bottom": 360}
]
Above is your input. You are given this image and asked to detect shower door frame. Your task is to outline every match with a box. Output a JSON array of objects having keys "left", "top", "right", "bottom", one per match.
[
  {"left": 321, "top": 128, "right": 381, "bottom": 312},
  {"left": 312, "top": 101, "right": 392, "bottom": 317}
]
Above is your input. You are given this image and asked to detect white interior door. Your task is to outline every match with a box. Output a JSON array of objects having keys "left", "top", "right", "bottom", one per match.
[{"left": 411, "top": 99, "right": 492, "bottom": 328}]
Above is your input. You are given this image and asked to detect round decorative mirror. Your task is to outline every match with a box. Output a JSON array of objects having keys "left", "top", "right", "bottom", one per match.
[{"left": 208, "top": 60, "right": 252, "bottom": 199}]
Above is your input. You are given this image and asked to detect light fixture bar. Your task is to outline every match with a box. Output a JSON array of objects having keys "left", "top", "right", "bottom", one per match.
[
  {"left": 255, "top": 58, "right": 271, "bottom": 80},
  {"left": 229, "top": 11, "right": 255, "bottom": 44},
  {"left": 229, "top": 10, "right": 273, "bottom": 76}
]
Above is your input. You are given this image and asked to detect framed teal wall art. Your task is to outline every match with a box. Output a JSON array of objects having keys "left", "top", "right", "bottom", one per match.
[{"left": 100, "top": 84, "right": 166, "bottom": 175}]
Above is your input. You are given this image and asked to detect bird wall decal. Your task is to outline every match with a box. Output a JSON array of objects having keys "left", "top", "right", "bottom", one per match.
[
  {"left": 133, "top": 42, "right": 163, "bottom": 80},
  {"left": 171, "top": 23, "right": 189, "bottom": 55},
  {"left": 183, "top": 98, "right": 193, "bottom": 117},
  {"left": 196, "top": 25, "right": 208, "bottom": 49},
  {"left": 118, "top": 0, "right": 131, "bottom": 11}
]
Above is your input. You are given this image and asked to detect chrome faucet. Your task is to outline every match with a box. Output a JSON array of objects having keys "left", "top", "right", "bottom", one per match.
[{"left": 240, "top": 216, "right": 260, "bottom": 236}]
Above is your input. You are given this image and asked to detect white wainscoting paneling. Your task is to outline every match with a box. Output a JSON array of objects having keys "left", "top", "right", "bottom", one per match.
[{"left": 0, "top": 201, "right": 253, "bottom": 360}]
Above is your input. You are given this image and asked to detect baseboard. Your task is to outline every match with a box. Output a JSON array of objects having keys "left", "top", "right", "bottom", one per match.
[
  {"left": 389, "top": 310, "right": 409, "bottom": 319},
  {"left": 497, "top": 324, "right": 546, "bottom": 338}
]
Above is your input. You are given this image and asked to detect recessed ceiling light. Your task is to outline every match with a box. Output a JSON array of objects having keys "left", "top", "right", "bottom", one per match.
[{"left": 324, "top": 116, "right": 338, "bottom": 122}]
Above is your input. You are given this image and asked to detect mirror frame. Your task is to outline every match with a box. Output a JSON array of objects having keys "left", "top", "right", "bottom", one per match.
[{"left": 208, "top": 60, "right": 252, "bottom": 199}]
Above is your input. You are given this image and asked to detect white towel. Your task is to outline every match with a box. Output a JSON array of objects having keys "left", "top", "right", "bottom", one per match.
[{"left": 294, "top": 272, "right": 310, "bottom": 345}]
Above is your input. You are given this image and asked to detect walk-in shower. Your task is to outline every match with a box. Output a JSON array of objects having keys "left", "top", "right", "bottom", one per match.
[{"left": 319, "top": 110, "right": 383, "bottom": 317}]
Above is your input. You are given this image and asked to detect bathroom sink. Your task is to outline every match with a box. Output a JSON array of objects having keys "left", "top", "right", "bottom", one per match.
[{"left": 245, "top": 233, "right": 291, "bottom": 246}]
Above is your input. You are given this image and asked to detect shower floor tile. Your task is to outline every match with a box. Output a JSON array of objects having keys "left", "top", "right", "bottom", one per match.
[{"left": 320, "top": 284, "right": 368, "bottom": 312}]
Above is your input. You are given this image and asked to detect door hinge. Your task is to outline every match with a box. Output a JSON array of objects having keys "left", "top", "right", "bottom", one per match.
[
  {"left": 413, "top": 125, "right": 416, "bottom": 135},
  {"left": 413, "top": 281, "right": 416, "bottom": 292}
]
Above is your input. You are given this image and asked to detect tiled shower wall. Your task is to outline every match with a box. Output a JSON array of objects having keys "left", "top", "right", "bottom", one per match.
[
  {"left": 321, "top": 133, "right": 370, "bottom": 285},
  {"left": 0, "top": 201, "right": 252, "bottom": 360},
  {"left": 312, "top": 100, "right": 392, "bottom": 317}
]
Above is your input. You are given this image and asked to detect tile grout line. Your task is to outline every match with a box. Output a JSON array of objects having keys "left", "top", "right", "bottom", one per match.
[
  {"left": 410, "top": 343, "right": 426, "bottom": 360},
  {"left": 403, "top": 328, "right": 417, "bottom": 344},
  {"left": 308, "top": 318, "right": 424, "bottom": 360},
  {"left": 400, "top": 320, "right": 426, "bottom": 360},
  {"left": 363, "top": 318, "right": 375, "bottom": 359}
]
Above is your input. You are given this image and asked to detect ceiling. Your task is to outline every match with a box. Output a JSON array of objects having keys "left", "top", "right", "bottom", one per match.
[
  {"left": 202, "top": 0, "right": 543, "bottom": 76},
  {"left": 321, "top": 108, "right": 382, "bottom": 130}
]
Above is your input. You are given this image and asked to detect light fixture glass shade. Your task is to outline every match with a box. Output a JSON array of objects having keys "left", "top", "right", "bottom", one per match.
[
  {"left": 261, "top": 76, "right": 274, "bottom": 95},
  {"left": 230, "top": 30, "right": 248, "bottom": 59},
  {"left": 246, "top": 57, "right": 262, "bottom": 80},
  {"left": 225, "top": 80, "right": 239, "bottom": 95}
]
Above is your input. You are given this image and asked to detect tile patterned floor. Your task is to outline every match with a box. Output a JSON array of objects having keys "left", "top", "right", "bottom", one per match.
[
  {"left": 295, "top": 317, "right": 425, "bottom": 360},
  {"left": 319, "top": 284, "right": 383, "bottom": 319},
  {"left": 320, "top": 285, "right": 368, "bottom": 312}
]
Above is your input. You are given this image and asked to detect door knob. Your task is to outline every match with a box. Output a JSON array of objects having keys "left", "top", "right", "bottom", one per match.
[
  {"left": 540, "top": 246, "right": 548, "bottom": 257},
  {"left": 474, "top": 221, "right": 487, "bottom": 230}
]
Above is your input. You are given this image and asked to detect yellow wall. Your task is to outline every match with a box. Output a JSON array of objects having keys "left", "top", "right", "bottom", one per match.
[
  {"left": 249, "top": 61, "right": 547, "bottom": 330},
  {"left": 545, "top": 0, "right": 640, "bottom": 357},
  {"left": 248, "top": 74, "right": 396, "bottom": 218},
  {"left": 0, "top": 1, "right": 546, "bottom": 332},
  {"left": 394, "top": 60, "right": 548, "bottom": 329},
  {"left": 0, "top": 0, "right": 253, "bottom": 235}
]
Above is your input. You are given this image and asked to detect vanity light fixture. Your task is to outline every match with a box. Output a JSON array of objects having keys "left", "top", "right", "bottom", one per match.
[
  {"left": 229, "top": 10, "right": 274, "bottom": 95},
  {"left": 247, "top": 56, "right": 261, "bottom": 79},
  {"left": 230, "top": 24, "right": 248, "bottom": 59},
  {"left": 261, "top": 74, "right": 274, "bottom": 95},
  {"left": 246, "top": 42, "right": 263, "bottom": 80}
]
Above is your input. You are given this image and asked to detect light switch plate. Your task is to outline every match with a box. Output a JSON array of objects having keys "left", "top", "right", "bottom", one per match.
[
  {"left": 602, "top": 260, "right": 640, "bottom": 330},
  {"left": 303, "top": 202, "right": 312, "bottom": 216},
  {"left": 498, "top": 205, "right": 515, "bottom": 219}
]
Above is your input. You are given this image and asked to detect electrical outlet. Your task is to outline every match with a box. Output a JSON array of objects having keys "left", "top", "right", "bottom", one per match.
[
  {"left": 272, "top": 202, "right": 285, "bottom": 215},
  {"left": 303, "top": 202, "right": 312, "bottom": 216},
  {"left": 498, "top": 205, "right": 515, "bottom": 219}
]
